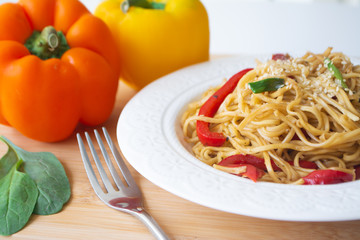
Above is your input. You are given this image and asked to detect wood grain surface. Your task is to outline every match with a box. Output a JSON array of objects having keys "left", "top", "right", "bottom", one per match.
[{"left": 1, "top": 72, "right": 360, "bottom": 240}]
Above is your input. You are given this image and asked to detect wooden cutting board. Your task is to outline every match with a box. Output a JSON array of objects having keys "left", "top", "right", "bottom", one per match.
[{"left": 1, "top": 78, "right": 360, "bottom": 240}]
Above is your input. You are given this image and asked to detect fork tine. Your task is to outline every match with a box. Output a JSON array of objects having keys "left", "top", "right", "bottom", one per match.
[
  {"left": 78, "top": 129, "right": 169, "bottom": 240},
  {"left": 85, "top": 131, "right": 115, "bottom": 193},
  {"left": 76, "top": 133, "right": 105, "bottom": 198},
  {"left": 94, "top": 129, "right": 126, "bottom": 190},
  {"left": 102, "top": 127, "right": 139, "bottom": 190}
]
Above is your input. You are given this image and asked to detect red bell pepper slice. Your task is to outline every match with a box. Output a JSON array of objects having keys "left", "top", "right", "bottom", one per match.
[
  {"left": 272, "top": 53, "right": 290, "bottom": 61},
  {"left": 196, "top": 68, "right": 253, "bottom": 147},
  {"left": 217, "top": 161, "right": 264, "bottom": 182},
  {"left": 292, "top": 129, "right": 310, "bottom": 141},
  {"left": 302, "top": 169, "right": 353, "bottom": 185},
  {"left": 219, "top": 154, "right": 317, "bottom": 171},
  {"left": 240, "top": 164, "right": 265, "bottom": 182},
  {"left": 354, "top": 165, "right": 360, "bottom": 180},
  {"left": 288, "top": 160, "right": 318, "bottom": 169},
  {"left": 219, "top": 154, "right": 281, "bottom": 171}
]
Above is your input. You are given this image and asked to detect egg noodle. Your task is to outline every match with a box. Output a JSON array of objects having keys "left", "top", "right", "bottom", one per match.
[{"left": 181, "top": 48, "right": 360, "bottom": 184}]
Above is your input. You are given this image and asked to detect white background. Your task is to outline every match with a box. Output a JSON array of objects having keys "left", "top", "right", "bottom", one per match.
[
  {"left": 1, "top": 0, "right": 359, "bottom": 56},
  {"left": 203, "top": 0, "right": 360, "bottom": 57}
]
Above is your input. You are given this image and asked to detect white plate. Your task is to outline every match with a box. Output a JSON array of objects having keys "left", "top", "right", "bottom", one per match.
[{"left": 117, "top": 55, "right": 360, "bottom": 221}]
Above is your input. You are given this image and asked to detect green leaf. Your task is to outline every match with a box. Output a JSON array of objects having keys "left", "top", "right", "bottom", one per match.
[
  {"left": 20, "top": 151, "right": 71, "bottom": 215},
  {"left": 324, "top": 57, "right": 349, "bottom": 90},
  {"left": 0, "top": 136, "right": 71, "bottom": 215},
  {"left": 248, "top": 78, "right": 285, "bottom": 94},
  {"left": 0, "top": 146, "right": 18, "bottom": 180},
  {"left": 0, "top": 162, "right": 38, "bottom": 236}
]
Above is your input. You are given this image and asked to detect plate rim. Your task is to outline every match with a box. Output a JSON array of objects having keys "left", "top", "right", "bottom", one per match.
[{"left": 116, "top": 55, "right": 360, "bottom": 221}]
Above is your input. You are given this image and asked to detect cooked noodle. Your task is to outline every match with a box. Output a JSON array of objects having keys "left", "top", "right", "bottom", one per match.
[{"left": 181, "top": 48, "right": 360, "bottom": 184}]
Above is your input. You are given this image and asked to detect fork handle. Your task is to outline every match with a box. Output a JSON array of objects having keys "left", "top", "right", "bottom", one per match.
[{"left": 132, "top": 209, "right": 170, "bottom": 240}]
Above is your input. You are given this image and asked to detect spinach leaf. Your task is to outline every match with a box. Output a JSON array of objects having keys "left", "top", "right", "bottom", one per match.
[
  {"left": 0, "top": 146, "right": 17, "bottom": 180},
  {"left": 0, "top": 136, "right": 71, "bottom": 215},
  {"left": 20, "top": 151, "right": 71, "bottom": 215},
  {"left": 0, "top": 161, "right": 38, "bottom": 236}
]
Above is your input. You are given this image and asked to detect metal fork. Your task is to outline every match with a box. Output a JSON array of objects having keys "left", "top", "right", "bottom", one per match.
[{"left": 77, "top": 127, "right": 170, "bottom": 240}]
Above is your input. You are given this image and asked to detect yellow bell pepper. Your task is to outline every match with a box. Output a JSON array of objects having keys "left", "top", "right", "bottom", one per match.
[{"left": 95, "top": 0, "right": 209, "bottom": 90}]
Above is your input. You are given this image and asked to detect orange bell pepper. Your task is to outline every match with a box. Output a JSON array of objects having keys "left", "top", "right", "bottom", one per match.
[{"left": 0, "top": 0, "right": 121, "bottom": 142}]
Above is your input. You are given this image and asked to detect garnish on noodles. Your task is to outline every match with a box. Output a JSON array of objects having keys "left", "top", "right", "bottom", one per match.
[{"left": 181, "top": 48, "right": 360, "bottom": 184}]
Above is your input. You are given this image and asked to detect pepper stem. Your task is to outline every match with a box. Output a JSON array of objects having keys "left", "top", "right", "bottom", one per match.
[
  {"left": 25, "top": 26, "right": 70, "bottom": 60},
  {"left": 121, "top": 0, "right": 166, "bottom": 13},
  {"left": 42, "top": 26, "right": 59, "bottom": 51},
  {"left": 121, "top": 0, "right": 130, "bottom": 13}
]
